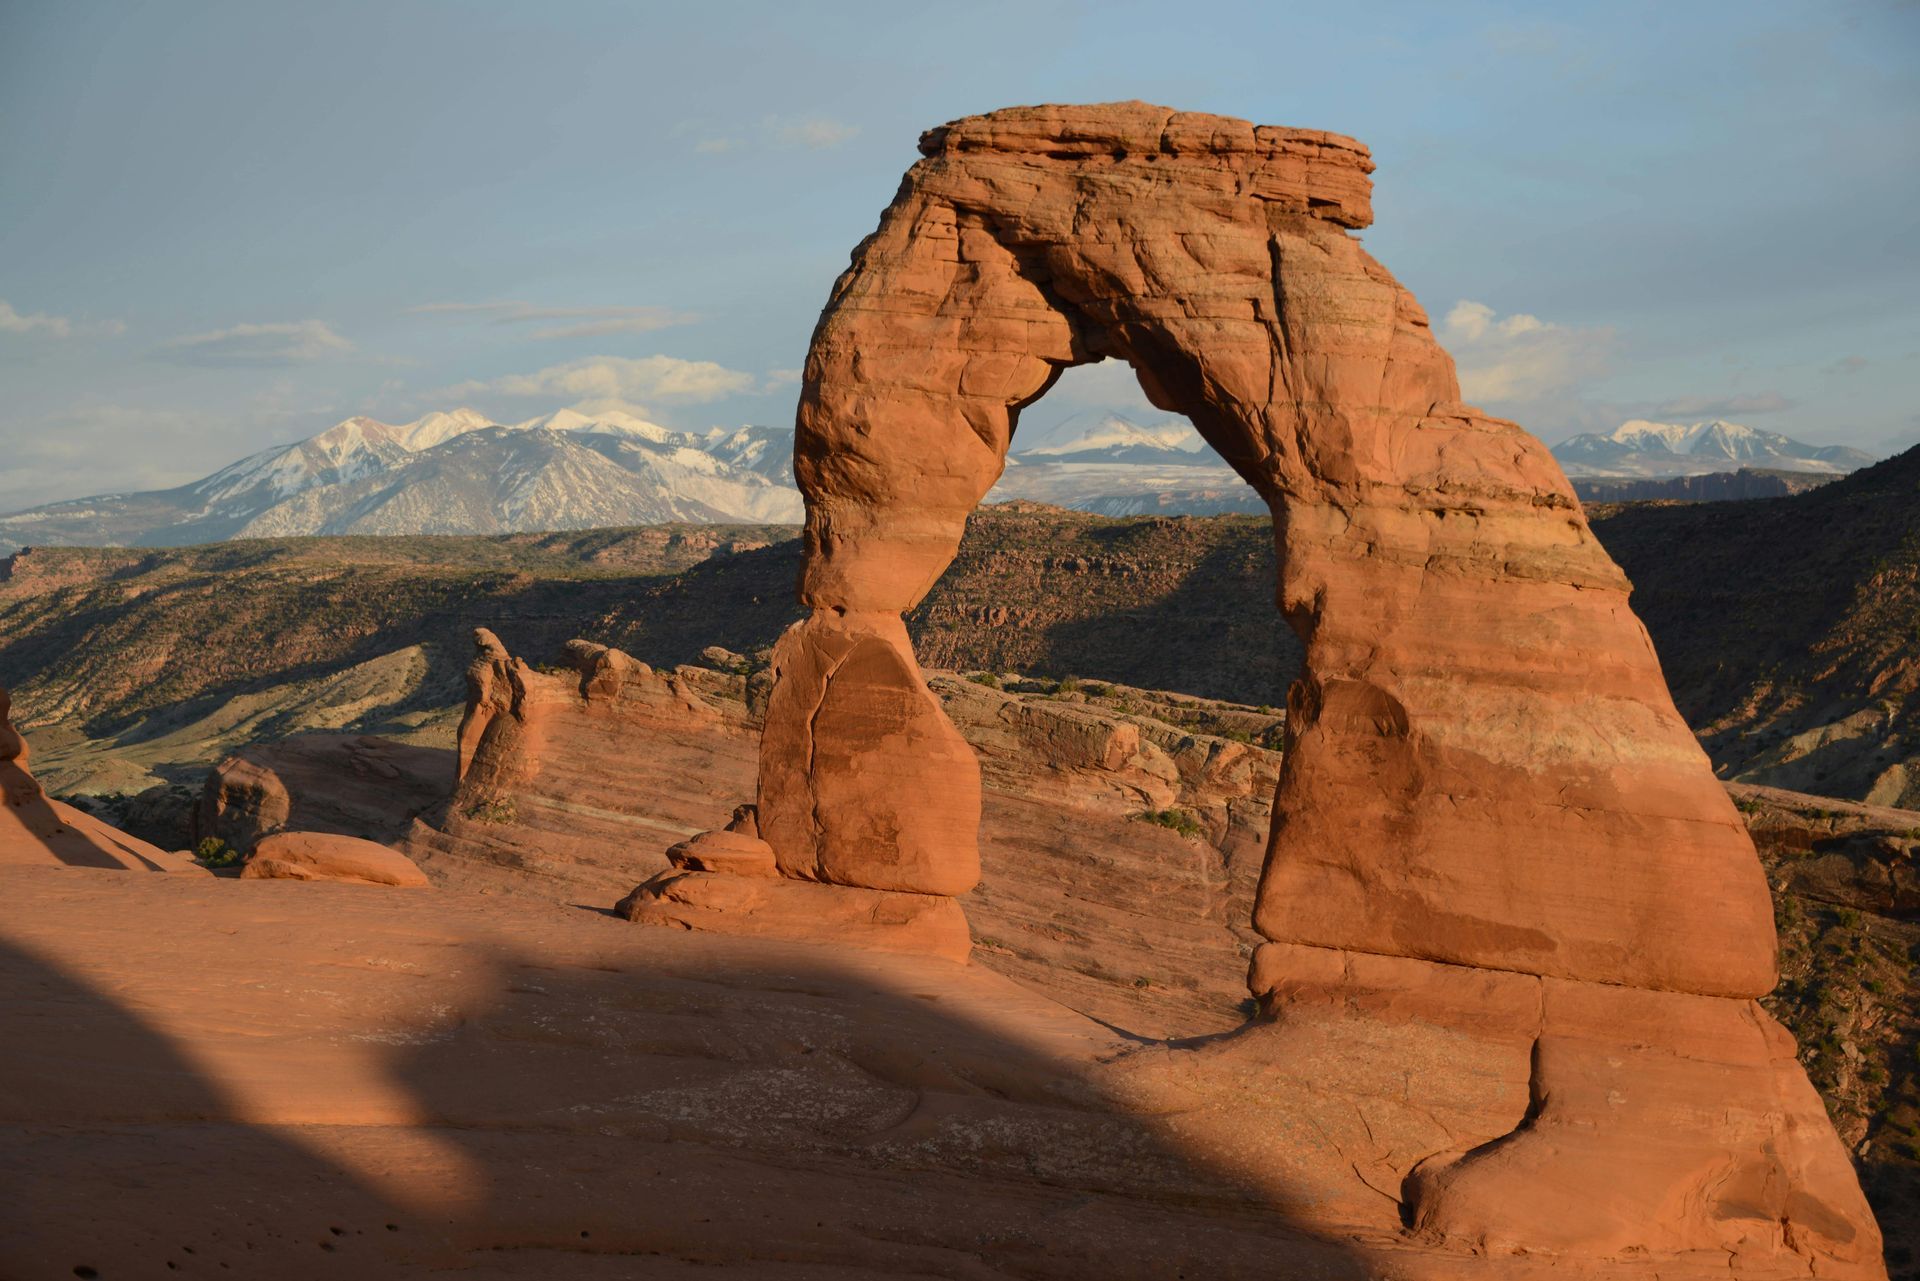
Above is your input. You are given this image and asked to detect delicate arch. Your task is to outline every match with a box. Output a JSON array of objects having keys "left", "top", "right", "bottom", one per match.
[
  {"left": 763, "top": 102, "right": 1772, "bottom": 998},
  {"left": 615, "top": 103, "right": 1882, "bottom": 1265}
]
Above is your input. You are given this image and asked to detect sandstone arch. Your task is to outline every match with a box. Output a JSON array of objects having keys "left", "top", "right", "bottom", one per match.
[
  {"left": 776, "top": 103, "right": 1774, "bottom": 993},
  {"left": 627, "top": 104, "right": 1883, "bottom": 1268}
]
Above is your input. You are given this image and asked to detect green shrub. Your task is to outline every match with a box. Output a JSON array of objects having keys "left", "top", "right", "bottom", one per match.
[
  {"left": 194, "top": 836, "right": 240, "bottom": 868},
  {"left": 1136, "top": 808, "right": 1204, "bottom": 839},
  {"left": 967, "top": 672, "right": 1000, "bottom": 689}
]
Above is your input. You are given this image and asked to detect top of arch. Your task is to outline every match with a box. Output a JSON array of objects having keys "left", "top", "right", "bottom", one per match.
[{"left": 914, "top": 100, "right": 1376, "bottom": 229}]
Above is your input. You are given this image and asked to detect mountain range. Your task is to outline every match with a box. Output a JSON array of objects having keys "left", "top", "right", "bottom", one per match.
[
  {"left": 0, "top": 408, "right": 802, "bottom": 551},
  {"left": 0, "top": 409, "right": 1878, "bottom": 551},
  {"left": 987, "top": 412, "right": 1264, "bottom": 516},
  {"left": 1550, "top": 419, "right": 1875, "bottom": 479}
]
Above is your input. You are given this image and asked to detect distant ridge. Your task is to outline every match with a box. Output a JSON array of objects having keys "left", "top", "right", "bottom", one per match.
[
  {"left": 3, "top": 406, "right": 1875, "bottom": 551},
  {"left": 1572, "top": 468, "right": 1842, "bottom": 504},
  {"left": 1553, "top": 419, "right": 1873, "bottom": 480}
]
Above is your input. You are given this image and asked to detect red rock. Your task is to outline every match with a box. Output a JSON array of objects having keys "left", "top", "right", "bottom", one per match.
[
  {"left": 773, "top": 99, "right": 1772, "bottom": 997},
  {"left": 0, "top": 868, "right": 1884, "bottom": 1280},
  {"left": 239, "top": 831, "right": 429, "bottom": 888},
  {"left": 382, "top": 633, "right": 1280, "bottom": 1036},
  {"left": 0, "top": 685, "right": 206, "bottom": 875},
  {"left": 401, "top": 627, "right": 757, "bottom": 901},
  {"left": 617, "top": 868, "right": 971, "bottom": 963},
  {"left": 199, "top": 733, "right": 449, "bottom": 853},
  {"left": 665, "top": 829, "right": 778, "bottom": 877},
  {"left": 694, "top": 101, "right": 1875, "bottom": 1267}
]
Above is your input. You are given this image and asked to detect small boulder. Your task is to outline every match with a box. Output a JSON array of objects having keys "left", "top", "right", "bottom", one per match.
[{"left": 240, "top": 831, "right": 430, "bottom": 888}]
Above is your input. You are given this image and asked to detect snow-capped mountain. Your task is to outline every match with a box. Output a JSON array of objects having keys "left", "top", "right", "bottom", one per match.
[
  {"left": 0, "top": 408, "right": 803, "bottom": 549},
  {"left": 1552, "top": 420, "right": 1874, "bottom": 479},
  {"left": 986, "top": 413, "right": 1257, "bottom": 513},
  {"left": 1011, "top": 412, "right": 1208, "bottom": 464},
  {"left": 14, "top": 406, "right": 1857, "bottom": 552}
]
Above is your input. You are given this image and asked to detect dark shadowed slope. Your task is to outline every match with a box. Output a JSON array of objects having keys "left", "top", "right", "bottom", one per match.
[{"left": 1592, "top": 443, "right": 1920, "bottom": 806}]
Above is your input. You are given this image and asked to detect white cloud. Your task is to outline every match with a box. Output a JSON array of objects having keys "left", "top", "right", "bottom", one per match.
[
  {"left": 155, "top": 319, "right": 353, "bottom": 367},
  {"left": 408, "top": 301, "right": 695, "bottom": 340},
  {"left": 448, "top": 354, "right": 758, "bottom": 405},
  {"left": 1439, "top": 300, "right": 1613, "bottom": 404},
  {"left": 0, "top": 299, "right": 125, "bottom": 339},
  {"left": 693, "top": 136, "right": 745, "bottom": 155},
  {"left": 763, "top": 115, "right": 858, "bottom": 149}
]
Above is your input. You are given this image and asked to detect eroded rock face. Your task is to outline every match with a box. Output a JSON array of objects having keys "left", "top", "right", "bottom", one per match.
[
  {"left": 394, "top": 635, "right": 1281, "bottom": 1028},
  {"left": 0, "top": 685, "right": 205, "bottom": 874},
  {"left": 200, "top": 734, "right": 449, "bottom": 854},
  {"left": 406, "top": 628, "right": 762, "bottom": 901},
  {"left": 731, "top": 102, "right": 1879, "bottom": 1269}
]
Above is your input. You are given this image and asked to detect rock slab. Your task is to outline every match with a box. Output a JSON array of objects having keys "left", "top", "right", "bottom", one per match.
[{"left": 240, "top": 831, "right": 429, "bottom": 888}]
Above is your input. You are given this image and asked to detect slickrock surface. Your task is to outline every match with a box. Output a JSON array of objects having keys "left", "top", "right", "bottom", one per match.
[
  {"left": 0, "top": 685, "right": 203, "bottom": 873},
  {"left": 198, "top": 647, "right": 1920, "bottom": 1272},
  {"left": 239, "top": 830, "right": 430, "bottom": 887},
  {"left": 726, "top": 101, "right": 1877, "bottom": 1266},
  {"left": 0, "top": 868, "right": 1882, "bottom": 1280}
]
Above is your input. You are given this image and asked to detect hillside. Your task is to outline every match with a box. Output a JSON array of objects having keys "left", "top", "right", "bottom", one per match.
[
  {"left": 10, "top": 446, "right": 1920, "bottom": 809},
  {"left": 0, "top": 508, "right": 1295, "bottom": 794},
  {"left": 1591, "top": 443, "right": 1920, "bottom": 807},
  {"left": 1571, "top": 467, "right": 1840, "bottom": 503}
]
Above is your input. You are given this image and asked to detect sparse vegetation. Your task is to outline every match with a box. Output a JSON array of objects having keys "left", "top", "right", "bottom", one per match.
[
  {"left": 462, "top": 796, "right": 518, "bottom": 825},
  {"left": 194, "top": 836, "right": 240, "bottom": 868},
  {"left": 1134, "top": 807, "right": 1204, "bottom": 839}
]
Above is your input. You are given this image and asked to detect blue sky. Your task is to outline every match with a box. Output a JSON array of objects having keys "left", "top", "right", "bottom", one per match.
[{"left": 2, "top": 0, "right": 1915, "bottom": 509}]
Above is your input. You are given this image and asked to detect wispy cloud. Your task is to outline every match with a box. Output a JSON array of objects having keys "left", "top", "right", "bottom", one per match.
[
  {"left": 763, "top": 114, "right": 858, "bottom": 149},
  {"left": 154, "top": 319, "right": 353, "bottom": 367},
  {"left": 0, "top": 299, "right": 125, "bottom": 339},
  {"left": 0, "top": 404, "right": 208, "bottom": 510},
  {"left": 1439, "top": 300, "right": 1614, "bottom": 404},
  {"left": 447, "top": 354, "right": 758, "bottom": 405},
  {"left": 677, "top": 114, "right": 859, "bottom": 156},
  {"left": 408, "top": 300, "right": 696, "bottom": 340},
  {"left": 1651, "top": 391, "right": 1794, "bottom": 417},
  {"left": 1826, "top": 355, "right": 1871, "bottom": 376}
]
